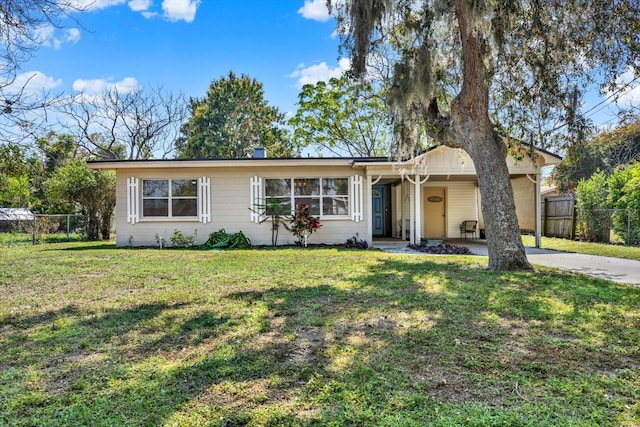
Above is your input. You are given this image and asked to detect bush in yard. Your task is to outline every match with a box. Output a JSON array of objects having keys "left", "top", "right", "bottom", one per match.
[
  {"left": 288, "top": 204, "right": 321, "bottom": 247},
  {"left": 575, "top": 170, "right": 610, "bottom": 242},
  {"left": 608, "top": 162, "right": 640, "bottom": 245},
  {"left": 201, "top": 229, "right": 251, "bottom": 249},
  {"left": 250, "top": 198, "right": 288, "bottom": 246},
  {"left": 170, "top": 229, "right": 196, "bottom": 248},
  {"left": 345, "top": 235, "right": 368, "bottom": 249}
]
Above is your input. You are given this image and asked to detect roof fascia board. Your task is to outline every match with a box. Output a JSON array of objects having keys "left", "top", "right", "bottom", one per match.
[{"left": 87, "top": 158, "right": 357, "bottom": 170}]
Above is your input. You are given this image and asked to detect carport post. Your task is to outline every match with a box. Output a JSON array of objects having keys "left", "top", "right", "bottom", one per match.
[
  {"left": 409, "top": 182, "right": 415, "bottom": 245},
  {"left": 535, "top": 172, "right": 542, "bottom": 248},
  {"left": 366, "top": 175, "right": 373, "bottom": 247},
  {"left": 414, "top": 174, "right": 422, "bottom": 243}
]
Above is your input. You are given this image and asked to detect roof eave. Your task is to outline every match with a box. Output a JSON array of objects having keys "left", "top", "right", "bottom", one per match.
[{"left": 86, "top": 157, "right": 379, "bottom": 170}]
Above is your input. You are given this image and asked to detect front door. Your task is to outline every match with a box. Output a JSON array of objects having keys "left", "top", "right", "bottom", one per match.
[
  {"left": 372, "top": 185, "right": 385, "bottom": 236},
  {"left": 424, "top": 187, "right": 446, "bottom": 238}
]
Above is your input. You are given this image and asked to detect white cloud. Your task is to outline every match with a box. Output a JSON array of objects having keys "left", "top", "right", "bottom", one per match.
[
  {"left": 72, "top": 77, "right": 140, "bottom": 94},
  {"left": 162, "top": 0, "right": 200, "bottom": 22},
  {"left": 128, "top": 0, "right": 152, "bottom": 11},
  {"left": 298, "top": 0, "right": 331, "bottom": 22},
  {"left": 32, "top": 25, "right": 80, "bottom": 50},
  {"left": 621, "top": 86, "right": 640, "bottom": 105},
  {"left": 289, "top": 58, "right": 351, "bottom": 87},
  {"left": 70, "top": 0, "right": 200, "bottom": 22},
  {"left": 612, "top": 68, "right": 640, "bottom": 106},
  {"left": 32, "top": 25, "right": 56, "bottom": 46},
  {"left": 5, "top": 71, "right": 63, "bottom": 95},
  {"left": 67, "top": 0, "right": 126, "bottom": 11},
  {"left": 64, "top": 28, "right": 82, "bottom": 44}
]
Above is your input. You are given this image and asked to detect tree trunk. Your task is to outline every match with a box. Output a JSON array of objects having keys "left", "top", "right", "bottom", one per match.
[
  {"left": 86, "top": 213, "right": 100, "bottom": 241},
  {"left": 467, "top": 135, "right": 532, "bottom": 270},
  {"left": 100, "top": 212, "right": 111, "bottom": 240},
  {"left": 450, "top": 0, "right": 532, "bottom": 270}
]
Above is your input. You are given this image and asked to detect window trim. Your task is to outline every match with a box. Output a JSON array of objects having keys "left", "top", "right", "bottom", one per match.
[
  {"left": 264, "top": 177, "right": 350, "bottom": 218},
  {"left": 141, "top": 178, "right": 199, "bottom": 219}
]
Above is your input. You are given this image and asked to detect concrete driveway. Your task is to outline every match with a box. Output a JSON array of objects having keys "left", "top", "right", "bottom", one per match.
[
  {"left": 376, "top": 240, "right": 640, "bottom": 286},
  {"left": 464, "top": 242, "right": 640, "bottom": 286}
]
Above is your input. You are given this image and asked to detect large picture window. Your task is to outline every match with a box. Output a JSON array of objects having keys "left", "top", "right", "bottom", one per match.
[
  {"left": 265, "top": 177, "right": 349, "bottom": 216},
  {"left": 142, "top": 179, "right": 198, "bottom": 217}
]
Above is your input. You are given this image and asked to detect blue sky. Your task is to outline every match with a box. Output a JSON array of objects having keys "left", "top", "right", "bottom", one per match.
[
  {"left": 13, "top": 0, "right": 639, "bottom": 129},
  {"left": 18, "top": 0, "right": 347, "bottom": 118}
]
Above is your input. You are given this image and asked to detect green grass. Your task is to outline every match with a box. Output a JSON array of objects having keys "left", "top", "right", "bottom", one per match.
[
  {"left": 0, "top": 232, "right": 86, "bottom": 247},
  {"left": 523, "top": 235, "right": 640, "bottom": 261},
  {"left": 1, "top": 242, "right": 639, "bottom": 426}
]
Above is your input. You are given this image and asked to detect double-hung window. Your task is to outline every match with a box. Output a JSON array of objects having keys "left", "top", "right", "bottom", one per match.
[
  {"left": 264, "top": 178, "right": 292, "bottom": 214},
  {"left": 322, "top": 178, "right": 349, "bottom": 215},
  {"left": 142, "top": 179, "right": 198, "bottom": 217},
  {"left": 264, "top": 177, "right": 349, "bottom": 217}
]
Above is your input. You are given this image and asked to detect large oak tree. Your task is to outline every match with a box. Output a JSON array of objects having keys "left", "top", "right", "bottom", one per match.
[{"left": 330, "top": 0, "right": 640, "bottom": 270}]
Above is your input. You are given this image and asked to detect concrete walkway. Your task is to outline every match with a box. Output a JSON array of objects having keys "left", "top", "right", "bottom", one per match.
[{"left": 375, "top": 240, "right": 640, "bottom": 286}]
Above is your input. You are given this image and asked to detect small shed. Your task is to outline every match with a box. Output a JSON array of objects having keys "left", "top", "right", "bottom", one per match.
[{"left": 0, "top": 208, "right": 35, "bottom": 232}]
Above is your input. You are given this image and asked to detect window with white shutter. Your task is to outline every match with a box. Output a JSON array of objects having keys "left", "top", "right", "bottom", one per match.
[
  {"left": 350, "top": 175, "right": 363, "bottom": 222},
  {"left": 250, "top": 176, "right": 263, "bottom": 223},
  {"left": 198, "top": 176, "right": 211, "bottom": 223},
  {"left": 127, "top": 177, "right": 139, "bottom": 224}
]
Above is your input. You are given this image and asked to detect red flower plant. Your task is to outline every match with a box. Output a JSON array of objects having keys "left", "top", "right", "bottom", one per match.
[{"left": 288, "top": 204, "right": 322, "bottom": 246}]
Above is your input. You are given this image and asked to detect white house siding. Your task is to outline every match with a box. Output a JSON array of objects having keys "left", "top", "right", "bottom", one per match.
[
  {"left": 412, "top": 146, "right": 540, "bottom": 177},
  {"left": 414, "top": 147, "right": 540, "bottom": 237},
  {"left": 419, "top": 147, "right": 477, "bottom": 175},
  {"left": 422, "top": 180, "right": 478, "bottom": 239},
  {"left": 511, "top": 176, "right": 536, "bottom": 232},
  {"left": 114, "top": 166, "right": 368, "bottom": 247},
  {"left": 475, "top": 176, "right": 536, "bottom": 235}
]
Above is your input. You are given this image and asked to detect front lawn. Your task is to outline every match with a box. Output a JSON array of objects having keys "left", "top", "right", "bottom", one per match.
[{"left": 1, "top": 242, "right": 639, "bottom": 426}]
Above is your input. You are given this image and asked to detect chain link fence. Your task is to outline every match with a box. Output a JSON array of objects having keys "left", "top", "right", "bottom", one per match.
[
  {"left": 543, "top": 195, "right": 639, "bottom": 246},
  {"left": 0, "top": 214, "right": 89, "bottom": 245},
  {"left": 577, "top": 208, "right": 639, "bottom": 246}
]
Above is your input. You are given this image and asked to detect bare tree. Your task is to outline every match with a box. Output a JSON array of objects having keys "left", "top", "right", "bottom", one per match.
[
  {"left": 63, "top": 86, "right": 188, "bottom": 160},
  {"left": 0, "top": 0, "right": 86, "bottom": 143}
]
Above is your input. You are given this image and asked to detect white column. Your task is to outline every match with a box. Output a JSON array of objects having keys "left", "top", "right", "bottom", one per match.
[
  {"left": 366, "top": 175, "right": 373, "bottom": 247},
  {"left": 535, "top": 172, "right": 542, "bottom": 248},
  {"left": 414, "top": 174, "right": 421, "bottom": 243},
  {"left": 400, "top": 183, "right": 406, "bottom": 240},
  {"left": 409, "top": 181, "right": 415, "bottom": 245}
]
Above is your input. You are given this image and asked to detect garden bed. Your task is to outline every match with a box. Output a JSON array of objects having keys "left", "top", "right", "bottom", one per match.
[{"left": 409, "top": 242, "right": 472, "bottom": 254}]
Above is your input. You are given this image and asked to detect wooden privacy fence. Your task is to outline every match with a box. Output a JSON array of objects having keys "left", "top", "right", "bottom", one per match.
[{"left": 542, "top": 194, "right": 576, "bottom": 240}]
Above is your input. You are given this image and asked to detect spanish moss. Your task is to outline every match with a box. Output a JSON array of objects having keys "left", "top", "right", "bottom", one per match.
[{"left": 349, "top": 0, "right": 387, "bottom": 77}]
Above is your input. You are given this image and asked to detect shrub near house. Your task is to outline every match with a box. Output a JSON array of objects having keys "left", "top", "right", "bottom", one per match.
[{"left": 288, "top": 204, "right": 321, "bottom": 246}]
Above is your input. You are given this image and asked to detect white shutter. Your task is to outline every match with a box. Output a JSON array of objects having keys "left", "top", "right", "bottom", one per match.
[
  {"left": 198, "top": 176, "right": 211, "bottom": 223},
  {"left": 127, "top": 177, "right": 139, "bottom": 224},
  {"left": 250, "top": 176, "right": 263, "bottom": 223},
  {"left": 351, "top": 175, "right": 363, "bottom": 222}
]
